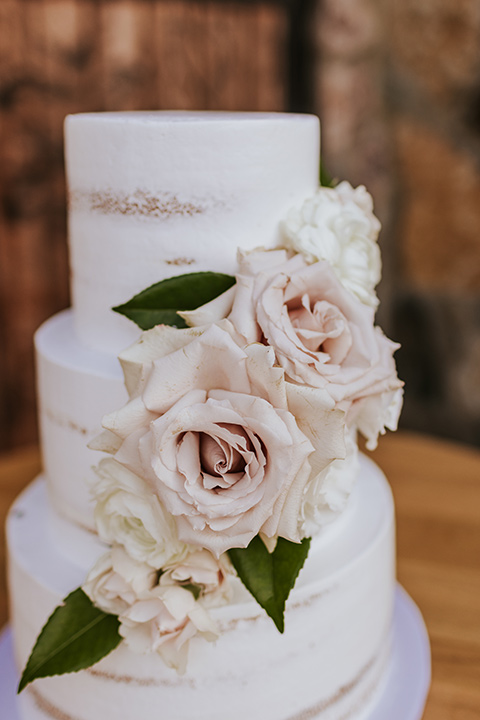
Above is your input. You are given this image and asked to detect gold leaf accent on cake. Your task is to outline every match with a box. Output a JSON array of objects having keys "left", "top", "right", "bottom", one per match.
[
  {"left": 44, "top": 408, "right": 89, "bottom": 436},
  {"left": 69, "top": 190, "right": 205, "bottom": 218},
  {"left": 54, "top": 506, "right": 99, "bottom": 537},
  {"left": 285, "top": 633, "right": 391, "bottom": 720},
  {"left": 337, "top": 664, "right": 384, "bottom": 720},
  {"left": 219, "top": 613, "right": 263, "bottom": 632},
  {"left": 26, "top": 638, "right": 388, "bottom": 720},
  {"left": 285, "top": 659, "right": 375, "bottom": 720},
  {"left": 289, "top": 587, "right": 332, "bottom": 610},
  {"left": 165, "top": 257, "right": 195, "bottom": 266},
  {"left": 29, "top": 687, "right": 82, "bottom": 720},
  {"left": 217, "top": 588, "right": 333, "bottom": 633},
  {"left": 86, "top": 668, "right": 196, "bottom": 689}
]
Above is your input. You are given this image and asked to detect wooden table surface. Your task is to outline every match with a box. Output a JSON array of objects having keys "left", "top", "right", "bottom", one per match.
[{"left": 1, "top": 432, "right": 479, "bottom": 718}]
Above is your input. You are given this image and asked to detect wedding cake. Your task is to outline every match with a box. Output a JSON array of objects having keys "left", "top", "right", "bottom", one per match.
[{"left": 7, "top": 112, "right": 403, "bottom": 720}]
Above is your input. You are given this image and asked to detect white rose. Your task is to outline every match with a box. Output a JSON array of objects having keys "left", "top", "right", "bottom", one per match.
[
  {"left": 301, "top": 430, "right": 359, "bottom": 535},
  {"left": 91, "top": 457, "right": 188, "bottom": 569},
  {"left": 96, "top": 321, "right": 346, "bottom": 555},
  {"left": 161, "top": 549, "right": 233, "bottom": 608},
  {"left": 282, "top": 182, "right": 381, "bottom": 307},
  {"left": 83, "top": 545, "right": 156, "bottom": 616},
  {"left": 119, "top": 585, "right": 218, "bottom": 673},
  {"left": 355, "top": 387, "right": 404, "bottom": 450}
]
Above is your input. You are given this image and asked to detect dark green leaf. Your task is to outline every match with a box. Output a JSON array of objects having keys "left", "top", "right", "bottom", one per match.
[
  {"left": 181, "top": 583, "right": 202, "bottom": 600},
  {"left": 18, "top": 588, "right": 121, "bottom": 692},
  {"left": 229, "top": 537, "right": 277, "bottom": 625},
  {"left": 320, "top": 161, "right": 336, "bottom": 189},
  {"left": 113, "top": 272, "right": 236, "bottom": 331},
  {"left": 228, "top": 536, "right": 311, "bottom": 633}
]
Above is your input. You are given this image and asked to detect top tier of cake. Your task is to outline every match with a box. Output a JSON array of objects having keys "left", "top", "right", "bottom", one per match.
[{"left": 65, "top": 112, "right": 320, "bottom": 354}]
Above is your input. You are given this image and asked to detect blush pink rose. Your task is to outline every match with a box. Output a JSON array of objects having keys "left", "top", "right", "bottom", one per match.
[
  {"left": 180, "top": 249, "right": 403, "bottom": 448},
  {"left": 96, "top": 321, "right": 345, "bottom": 556},
  {"left": 120, "top": 584, "right": 218, "bottom": 673},
  {"left": 229, "top": 250, "right": 402, "bottom": 404},
  {"left": 84, "top": 545, "right": 233, "bottom": 671}
]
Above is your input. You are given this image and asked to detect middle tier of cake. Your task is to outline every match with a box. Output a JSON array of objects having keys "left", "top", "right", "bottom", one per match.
[{"left": 35, "top": 310, "right": 127, "bottom": 530}]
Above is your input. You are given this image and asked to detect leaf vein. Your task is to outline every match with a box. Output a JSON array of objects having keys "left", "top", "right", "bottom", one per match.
[{"left": 24, "top": 612, "right": 114, "bottom": 679}]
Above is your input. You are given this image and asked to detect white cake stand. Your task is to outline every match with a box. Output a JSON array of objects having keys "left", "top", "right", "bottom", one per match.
[{"left": 0, "top": 584, "right": 430, "bottom": 720}]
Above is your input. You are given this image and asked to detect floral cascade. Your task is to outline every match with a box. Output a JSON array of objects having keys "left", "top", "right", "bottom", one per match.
[{"left": 18, "top": 181, "right": 403, "bottom": 690}]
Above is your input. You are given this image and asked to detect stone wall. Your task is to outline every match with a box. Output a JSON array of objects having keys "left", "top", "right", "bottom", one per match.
[
  {"left": 313, "top": 0, "right": 480, "bottom": 445},
  {"left": 0, "top": 0, "right": 288, "bottom": 452}
]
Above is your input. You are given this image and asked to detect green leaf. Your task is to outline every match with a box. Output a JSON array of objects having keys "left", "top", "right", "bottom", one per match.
[
  {"left": 320, "top": 161, "right": 336, "bottom": 188},
  {"left": 18, "top": 588, "right": 121, "bottom": 693},
  {"left": 228, "top": 536, "right": 311, "bottom": 633},
  {"left": 181, "top": 583, "right": 202, "bottom": 600},
  {"left": 113, "top": 272, "right": 236, "bottom": 331}
]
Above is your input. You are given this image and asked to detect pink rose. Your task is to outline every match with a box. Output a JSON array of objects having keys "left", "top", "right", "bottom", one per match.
[
  {"left": 120, "top": 585, "right": 218, "bottom": 672},
  {"left": 84, "top": 545, "right": 232, "bottom": 671},
  {"left": 180, "top": 249, "right": 402, "bottom": 447},
  {"left": 96, "top": 321, "right": 345, "bottom": 556},
  {"left": 160, "top": 549, "right": 233, "bottom": 608}
]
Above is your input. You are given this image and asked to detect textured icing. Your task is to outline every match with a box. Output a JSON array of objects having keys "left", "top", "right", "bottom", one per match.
[
  {"left": 65, "top": 112, "right": 320, "bottom": 353},
  {"left": 35, "top": 311, "right": 127, "bottom": 529},
  {"left": 8, "top": 455, "right": 395, "bottom": 720}
]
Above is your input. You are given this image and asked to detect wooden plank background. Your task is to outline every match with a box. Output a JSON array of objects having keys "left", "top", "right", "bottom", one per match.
[{"left": 0, "top": 0, "right": 289, "bottom": 451}]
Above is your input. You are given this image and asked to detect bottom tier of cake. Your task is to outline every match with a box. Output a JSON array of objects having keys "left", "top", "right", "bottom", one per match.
[{"left": 7, "top": 454, "right": 395, "bottom": 720}]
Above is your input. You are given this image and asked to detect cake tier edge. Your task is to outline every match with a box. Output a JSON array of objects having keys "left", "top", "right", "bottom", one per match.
[{"left": 7, "top": 455, "right": 395, "bottom": 720}]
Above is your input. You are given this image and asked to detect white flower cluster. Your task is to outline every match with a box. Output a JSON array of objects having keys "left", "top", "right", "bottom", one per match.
[
  {"left": 85, "top": 181, "right": 403, "bottom": 668},
  {"left": 282, "top": 182, "right": 382, "bottom": 308},
  {"left": 83, "top": 459, "right": 232, "bottom": 672}
]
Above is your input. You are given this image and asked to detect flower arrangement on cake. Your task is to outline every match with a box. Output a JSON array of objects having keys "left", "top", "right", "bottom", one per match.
[{"left": 18, "top": 180, "right": 402, "bottom": 690}]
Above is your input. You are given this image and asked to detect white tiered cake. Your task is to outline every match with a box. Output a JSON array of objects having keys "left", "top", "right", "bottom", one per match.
[{"left": 7, "top": 112, "right": 399, "bottom": 720}]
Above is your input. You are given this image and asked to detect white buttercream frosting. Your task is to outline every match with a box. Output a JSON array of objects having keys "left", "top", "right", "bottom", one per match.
[
  {"left": 8, "top": 456, "right": 395, "bottom": 720},
  {"left": 35, "top": 310, "right": 127, "bottom": 530},
  {"left": 65, "top": 112, "right": 320, "bottom": 354}
]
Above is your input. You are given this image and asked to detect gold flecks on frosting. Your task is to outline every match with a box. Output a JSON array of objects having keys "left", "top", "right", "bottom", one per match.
[
  {"left": 87, "top": 668, "right": 196, "bottom": 689},
  {"left": 44, "top": 408, "right": 88, "bottom": 436},
  {"left": 29, "top": 687, "right": 82, "bottom": 720},
  {"left": 26, "top": 638, "right": 389, "bottom": 720},
  {"left": 285, "top": 630, "right": 392, "bottom": 720},
  {"left": 165, "top": 257, "right": 195, "bottom": 266},
  {"left": 289, "top": 586, "right": 332, "bottom": 610},
  {"left": 285, "top": 657, "right": 376, "bottom": 720},
  {"left": 69, "top": 189, "right": 205, "bottom": 218},
  {"left": 218, "top": 588, "right": 333, "bottom": 633},
  {"left": 54, "top": 505, "right": 98, "bottom": 537},
  {"left": 220, "top": 615, "right": 261, "bottom": 632},
  {"left": 337, "top": 668, "right": 383, "bottom": 720}
]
